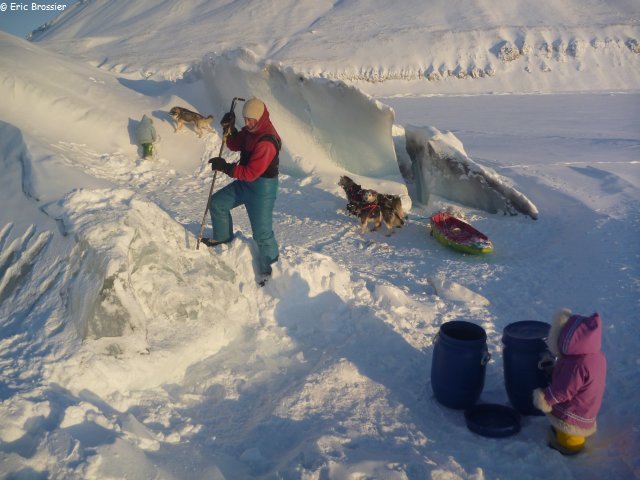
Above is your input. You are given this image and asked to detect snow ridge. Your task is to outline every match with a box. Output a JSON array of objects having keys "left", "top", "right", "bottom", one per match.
[{"left": 27, "top": 0, "right": 640, "bottom": 92}]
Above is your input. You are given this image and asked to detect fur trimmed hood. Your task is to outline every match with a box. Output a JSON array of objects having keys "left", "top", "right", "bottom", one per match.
[
  {"left": 547, "top": 309, "right": 603, "bottom": 357},
  {"left": 534, "top": 309, "right": 607, "bottom": 438}
]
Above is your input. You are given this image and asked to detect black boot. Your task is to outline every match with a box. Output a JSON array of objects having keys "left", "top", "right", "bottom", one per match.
[{"left": 201, "top": 238, "right": 228, "bottom": 247}]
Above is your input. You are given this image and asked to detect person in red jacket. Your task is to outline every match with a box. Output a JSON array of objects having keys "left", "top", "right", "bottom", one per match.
[{"left": 205, "top": 97, "right": 281, "bottom": 285}]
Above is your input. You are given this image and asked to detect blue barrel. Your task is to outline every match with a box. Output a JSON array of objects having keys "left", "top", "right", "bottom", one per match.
[
  {"left": 431, "top": 321, "right": 490, "bottom": 409},
  {"left": 502, "top": 320, "right": 552, "bottom": 416}
]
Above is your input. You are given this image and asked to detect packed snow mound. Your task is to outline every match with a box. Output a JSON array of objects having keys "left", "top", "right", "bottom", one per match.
[
  {"left": 46, "top": 188, "right": 233, "bottom": 337},
  {"left": 405, "top": 125, "right": 539, "bottom": 219},
  {"left": 29, "top": 0, "right": 640, "bottom": 92},
  {"left": 41, "top": 187, "right": 257, "bottom": 393}
]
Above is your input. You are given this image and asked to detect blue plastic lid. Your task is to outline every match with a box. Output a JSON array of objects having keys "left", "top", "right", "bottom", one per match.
[
  {"left": 464, "top": 403, "right": 521, "bottom": 438},
  {"left": 502, "top": 320, "right": 550, "bottom": 350}
]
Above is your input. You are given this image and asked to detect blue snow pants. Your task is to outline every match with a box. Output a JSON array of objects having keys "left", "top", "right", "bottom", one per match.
[{"left": 209, "top": 177, "right": 279, "bottom": 275}]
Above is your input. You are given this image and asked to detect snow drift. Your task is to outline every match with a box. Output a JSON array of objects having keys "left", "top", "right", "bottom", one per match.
[
  {"left": 41, "top": 187, "right": 266, "bottom": 395},
  {"left": 46, "top": 189, "right": 233, "bottom": 340},
  {"left": 1, "top": 33, "right": 410, "bottom": 204},
  {"left": 28, "top": 0, "right": 640, "bottom": 93}
]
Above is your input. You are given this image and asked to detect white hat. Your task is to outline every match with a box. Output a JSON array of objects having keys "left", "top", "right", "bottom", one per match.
[{"left": 243, "top": 97, "right": 265, "bottom": 120}]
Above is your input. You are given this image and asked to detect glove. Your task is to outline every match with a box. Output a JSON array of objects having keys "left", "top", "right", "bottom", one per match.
[
  {"left": 208, "top": 157, "right": 234, "bottom": 176},
  {"left": 220, "top": 111, "right": 236, "bottom": 128}
]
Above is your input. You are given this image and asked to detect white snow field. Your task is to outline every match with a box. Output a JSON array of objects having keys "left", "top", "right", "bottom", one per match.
[{"left": 1, "top": 1, "right": 639, "bottom": 479}]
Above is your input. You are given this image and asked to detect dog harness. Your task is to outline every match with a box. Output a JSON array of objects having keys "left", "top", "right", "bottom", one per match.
[{"left": 345, "top": 185, "right": 380, "bottom": 218}]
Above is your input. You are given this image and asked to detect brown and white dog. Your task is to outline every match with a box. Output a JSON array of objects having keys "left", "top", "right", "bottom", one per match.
[
  {"left": 339, "top": 175, "right": 405, "bottom": 235},
  {"left": 169, "top": 106, "right": 214, "bottom": 137},
  {"left": 377, "top": 193, "right": 406, "bottom": 233},
  {"left": 357, "top": 189, "right": 383, "bottom": 233}
]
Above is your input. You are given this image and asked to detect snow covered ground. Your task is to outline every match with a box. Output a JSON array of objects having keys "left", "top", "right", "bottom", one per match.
[{"left": 1, "top": 1, "right": 639, "bottom": 479}]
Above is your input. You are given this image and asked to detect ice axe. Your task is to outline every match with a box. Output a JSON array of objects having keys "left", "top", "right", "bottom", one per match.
[{"left": 196, "top": 96, "right": 245, "bottom": 250}]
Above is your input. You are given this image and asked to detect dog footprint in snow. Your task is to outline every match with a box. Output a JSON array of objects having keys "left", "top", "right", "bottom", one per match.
[{"left": 357, "top": 238, "right": 375, "bottom": 250}]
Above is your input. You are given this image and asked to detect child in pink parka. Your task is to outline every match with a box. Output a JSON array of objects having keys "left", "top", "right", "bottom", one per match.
[{"left": 533, "top": 308, "right": 607, "bottom": 455}]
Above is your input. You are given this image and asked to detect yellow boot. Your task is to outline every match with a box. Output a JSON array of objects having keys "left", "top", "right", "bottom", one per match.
[{"left": 548, "top": 428, "right": 585, "bottom": 456}]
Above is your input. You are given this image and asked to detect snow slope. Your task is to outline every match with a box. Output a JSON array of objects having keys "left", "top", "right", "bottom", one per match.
[
  {"left": 29, "top": 0, "right": 640, "bottom": 92},
  {"left": 1, "top": 1, "right": 639, "bottom": 479}
]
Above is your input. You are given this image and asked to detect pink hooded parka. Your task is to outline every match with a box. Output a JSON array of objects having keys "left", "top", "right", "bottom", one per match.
[{"left": 533, "top": 310, "right": 607, "bottom": 437}]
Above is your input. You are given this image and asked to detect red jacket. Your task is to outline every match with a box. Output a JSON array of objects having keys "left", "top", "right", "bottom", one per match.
[{"left": 226, "top": 106, "right": 281, "bottom": 181}]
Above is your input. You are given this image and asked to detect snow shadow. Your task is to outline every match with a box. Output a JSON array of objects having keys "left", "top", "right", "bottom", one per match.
[
  {"left": 126, "top": 117, "right": 139, "bottom": 149},
  {"left": 5, "top": 468, "right": 48, "bottom": 480},
  {"left": 134, "top": 267, "right": 433, "bottom": 477},
  {"left": 151, "top": 109, "right": 174, "bottom": 129},
  {"left": 273, "top": 271, "right": 429, "bottom": 421},
  {"left": 568, "top": 165, "right": 632, "bottom": 195},
  {"left": 0, "top": 383, "right": 155, "bottom": 479},
  {"left": 0, "top": 122, "right": 38, "bottom": 202},
  {"left": 117, "top": 77, "right": 174, "bottom": 97},
  {"left": 0, "top": 386, "right": 73, "bottom": 462}
]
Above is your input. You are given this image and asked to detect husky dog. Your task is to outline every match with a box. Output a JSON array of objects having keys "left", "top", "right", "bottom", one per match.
[
  {"left": 169, "top": 106, "right": 214, "bottom": 137},
  {"left": 357, "top": 189, "right": 383, "bottom": 233},
  {"left": 339, "top": 175, "right": 404, "bottom": 235},
  {"left": 377, "top": 193, "right": 406, "bottom": 234},
  {"left": 338, "top": 175, "right": 360, "bottom": 198}
]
